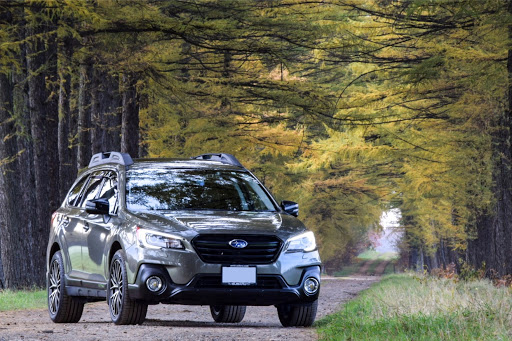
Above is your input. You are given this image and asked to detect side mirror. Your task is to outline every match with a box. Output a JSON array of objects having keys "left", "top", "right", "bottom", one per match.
[
  {"left": 85, "top": 198, "right": 110, "bottom": 215},
  {"left": 281, "top": 200, "right": 299, "bottom": 217}
]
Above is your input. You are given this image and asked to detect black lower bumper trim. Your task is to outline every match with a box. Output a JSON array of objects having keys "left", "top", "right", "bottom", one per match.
[
  {"left": 128, "top": 264, "right": 321, "bottom": 306},
  {"left": 161, "top": 287, "right": 302, "bottom": 306}
]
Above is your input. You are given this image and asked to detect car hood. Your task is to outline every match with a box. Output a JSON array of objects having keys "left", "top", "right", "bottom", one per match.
[{"left": 129, "top": 210, "right": 307, "bottom": 239}]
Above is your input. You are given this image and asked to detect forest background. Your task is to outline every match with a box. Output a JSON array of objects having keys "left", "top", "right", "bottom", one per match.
[{"left": 0, "top": 0, "right": 511, "bottom": 288}]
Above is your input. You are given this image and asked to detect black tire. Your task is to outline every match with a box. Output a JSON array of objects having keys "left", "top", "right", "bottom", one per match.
[
  {"left": 108, "top": 250, "right": 148, "bottom": 325},
  {"left": 47, "top": 251, "right": 84, "bottom": 323},
  {"left": 210, "top": 305, "right": 246, "bottom": 323},
  {"left": 277, "top": 300, "right": 318, "bottom": 327}
]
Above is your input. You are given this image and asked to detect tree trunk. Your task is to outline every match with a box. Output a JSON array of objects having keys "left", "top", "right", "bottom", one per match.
[
  {"left": 90, "top": 68, "right": 122, "bottom": 154},
  {"left": 26, "top": 10, "right": 57, "bottom": 286},
  {"left": 58, "top": 37, "right": 75, "bottom": 199},
  {"left": 0, "top": 19, "right": 37, "bottom": 286},
  {"left": 0, "top": 73, "right": 25, "bottom": 288},
  {"left": 69, "top": 72, "right": 79, "bottom": 177},
  {"left": 90, "top": 67, "right": 103, "bottom": 154},
  {"left": 12, "top": 22, "right": 37, "bottom": 288},
  {"left": 121, "top": 73, "right": 139, "bottom": 157},
  {"left": 105, "top": 73, "right": 122, "bottom": 151},
  {"left": 46, "top": 28, "right": 60, "bottom": 212},
  {"left": 138, "top": 92, "right": 148, "bottom": 157},
  {"left": 466, "top": 1, "right": 512, "bottom": 277},
  {"left": 77, "top": 59, "right": 92, "bottom": 169}
]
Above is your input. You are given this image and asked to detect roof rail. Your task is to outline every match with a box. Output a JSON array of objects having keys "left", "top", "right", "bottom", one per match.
[
  {"left": 191, "top": 153, "right": 244, "bottom": 168},
  {"left": 89, "top": 152, "right": 134, "bottom": 168}
]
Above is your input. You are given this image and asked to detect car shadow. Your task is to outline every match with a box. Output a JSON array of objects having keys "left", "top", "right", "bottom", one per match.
[
  {"left": 80, "top": 319, "right": 282, "bottom": 328},
  {"left": 143, "top": 319, "right": 280, "bottom": 328}
]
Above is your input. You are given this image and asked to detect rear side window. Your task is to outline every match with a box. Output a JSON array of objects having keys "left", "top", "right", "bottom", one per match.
[{"left": 67, "top": 176, "right": 89, "bottom": 207}]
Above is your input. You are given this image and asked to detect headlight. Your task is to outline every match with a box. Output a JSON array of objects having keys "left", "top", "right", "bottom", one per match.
[
  {"left": 285, "top": 231, "right": 316, "bottom": 253},
  {"left": 137, "top": 228, "right": 184, "bottom": 249}
]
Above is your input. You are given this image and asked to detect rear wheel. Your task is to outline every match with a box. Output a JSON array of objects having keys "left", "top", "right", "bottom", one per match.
[
  {"left": 210, "top": 305, "right": 246, "bottom": 323},
  {"left": 108, "top": 250, "right": 148, "bottom": 325},
  {"left": 47, "top": 251, "right": 84, "bottom": 323},
  {"left": 277, "top": 300, "right": 318, "bottom": 327}
]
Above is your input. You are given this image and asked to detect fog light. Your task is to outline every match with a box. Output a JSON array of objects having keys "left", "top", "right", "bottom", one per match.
[
  {"left": 303, "top": 277, "right": 319, "bottom": 295},
  {"left": 146, "top": 276, "right": 163, "bottom": 292}
]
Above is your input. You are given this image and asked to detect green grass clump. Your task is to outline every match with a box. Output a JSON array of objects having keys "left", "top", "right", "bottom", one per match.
[
  {"left": 333, "top": 263, "right": 363, "bottom": 277},
  {"left": 333, "top": 250, "right": 399, "bottom": 277},
  {"left": 0, "top": 289, "right": 47, "bottom": 311},
  {"left": 358, "top": 250, "right": 399, "bottom": 261},
  {"left": 383, "top": 262, "right": 396, "bottom": 275},
  {"left": 367, "top": 260, "right": 381, "bottom": 275},
  {"left": 317, "top": 274, "right": 512, "bottom": 340}
]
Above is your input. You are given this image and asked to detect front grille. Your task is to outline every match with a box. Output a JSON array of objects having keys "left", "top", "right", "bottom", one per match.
[
  {"left": 192, "top": 234, "right": 282, "bottom": 264},
  {"left": 195, "top": 275, "right": 283, "bottom": 289}
]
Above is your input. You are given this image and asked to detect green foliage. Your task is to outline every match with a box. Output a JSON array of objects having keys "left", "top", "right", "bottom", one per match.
[
  {"left": 124, "top": 0, "right": 511, "bottom": 263},
  {"left": 304, "top": 0, "right": 507, "bottom": 259},
  {"left": 317, "top": 274, "right": 512, "bottom": 340},
  {"left": 2, "top": 0, "right": 510, "bottom": 267},
  {"left": 458, "top": 260, "right": 486, "bottom": 282},
  {"left": 128, "top": 0, "right": 388, "bottom": 262}
]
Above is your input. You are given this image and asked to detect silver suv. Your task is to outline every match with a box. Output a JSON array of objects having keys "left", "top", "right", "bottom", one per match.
[{"left": 47, "top": 152, "right": 321, "bottom": 327}]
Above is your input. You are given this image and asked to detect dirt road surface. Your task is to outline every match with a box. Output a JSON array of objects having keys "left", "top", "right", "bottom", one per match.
[{"left": 0, "top": 276, "right": 378, "bottom": 341}]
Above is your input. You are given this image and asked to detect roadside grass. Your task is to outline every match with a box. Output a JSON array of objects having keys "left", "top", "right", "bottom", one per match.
[
  {"left": 333, "top": 249, "right": 399, "bottom": 277},
  {"left": 333, "top": 263, "right": 362, "bottom": 277},
  {"left": 357, "top": 250, "right": 398, "bottom": 261},
  {"left": 383, "top": 262, "right": 396, "bottom": 275},
  {"left": 0, "top": 289, "right": 46, "bottom": 311},
  {"left": 366, "top": 261, "right": 381, "bottom": 275},
  {"left": 317, "top": 273, "right": 512, "bottom": 340}
]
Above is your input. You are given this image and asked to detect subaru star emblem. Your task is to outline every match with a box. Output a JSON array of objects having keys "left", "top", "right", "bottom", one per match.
[{"left": 229, "top": 239, "right": 248, "bottom": 249}]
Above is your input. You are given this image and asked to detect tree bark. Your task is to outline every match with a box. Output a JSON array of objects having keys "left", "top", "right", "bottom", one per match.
[
  {"left": 90, "top": 67, "right": 102, "bottom": 154},
  {"left": 26, "top": 7, "right": 59, "bottom": 285},
  {"left": 466, "top": 1, "right": 512, "bottom": 277},
  {"left": 58, "top": 37, "right": 75, "bottom": 200},
  {"left": 0, "top": 73, "right": 24, "bottom": 288},
  {"left": 46, "top": 28, "right": 60, "bottom": 212},
  {"left": 90, "top": 68, "right": 123, "bottom": 154},
  {"left": 12, "top": 22, "right": 37, "bottom": 288},
  {"left": 105, "top": 72, "right": 122, "bottom": 152},
  {"left": 77, "top": 59, "right": 92, "bottom": 169},
  {"left": 121, "top": 73, "right": 139, "bottom": 157},
  {"left": 69, "top": 72, "right": 79, "bottom": 176},
  {"left": 0, "top": 13, "right": 37, "bottom": 286}
]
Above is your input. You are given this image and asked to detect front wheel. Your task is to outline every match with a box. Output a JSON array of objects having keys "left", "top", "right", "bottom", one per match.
[
  {"left": 210, "top": 305, "right": 246, "bottom": 323},
  {"left": 47, "top": 251, "right": 84, "bottom": 323},
  {"left": 277, "top": 300, "right": 318, "bottom": 327},
  {"left": 108, "top": 250, "right": 148, "bottom": 325}
]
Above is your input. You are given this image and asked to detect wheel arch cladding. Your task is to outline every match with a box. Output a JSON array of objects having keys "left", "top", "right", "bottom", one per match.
[
  {"left": 109, "top": 241, "right": 123, "bottom": 267},
  {"left": 49, "top": 243, "right": 61, "bottom": 267}
]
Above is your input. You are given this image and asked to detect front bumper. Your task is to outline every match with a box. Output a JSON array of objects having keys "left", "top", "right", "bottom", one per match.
[{"left": 128, "top": 264, "right": 321, "bottom": 306}]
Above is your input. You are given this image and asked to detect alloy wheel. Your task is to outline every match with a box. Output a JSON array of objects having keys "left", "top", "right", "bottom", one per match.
[
  {"left": 109, "top": 259, "right": 123, "bottom": 318},
  {"left": 48, "top": 259, "right": 61, "bottom": 315}
]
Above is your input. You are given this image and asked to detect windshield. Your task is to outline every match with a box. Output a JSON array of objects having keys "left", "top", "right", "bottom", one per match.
[{"left": 126, "top": 168, "right": 277, "bottom": 212}]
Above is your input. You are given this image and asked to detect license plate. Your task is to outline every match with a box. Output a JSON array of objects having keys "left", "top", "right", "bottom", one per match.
[{"left": 222, "top": 266, "right": 256, "bottom": 285}]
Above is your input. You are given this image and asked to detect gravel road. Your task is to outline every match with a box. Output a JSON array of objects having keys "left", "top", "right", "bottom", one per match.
[{"left": 0, "top": 275, "right": 378, "bottom": 341}]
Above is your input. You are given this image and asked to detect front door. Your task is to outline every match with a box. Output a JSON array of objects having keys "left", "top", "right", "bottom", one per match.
[
  {"left": 81, "top": 172, "right": 119, "bottom": 283},
  {"left": 73, "top": 172, "right": 106, "bottom": 280}
]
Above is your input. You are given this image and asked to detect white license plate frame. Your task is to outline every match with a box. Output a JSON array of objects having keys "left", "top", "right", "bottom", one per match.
[{"left": 222, "top": 266, "right": 257, "bottom": 286}]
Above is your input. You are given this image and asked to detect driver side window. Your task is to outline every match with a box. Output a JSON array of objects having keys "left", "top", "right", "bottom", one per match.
[
  {"left": 79, "top": 175, "right": 104, "bottom": 209},
  {"left": 98, "top": 172, "right": 119, "bottom": 215}
]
